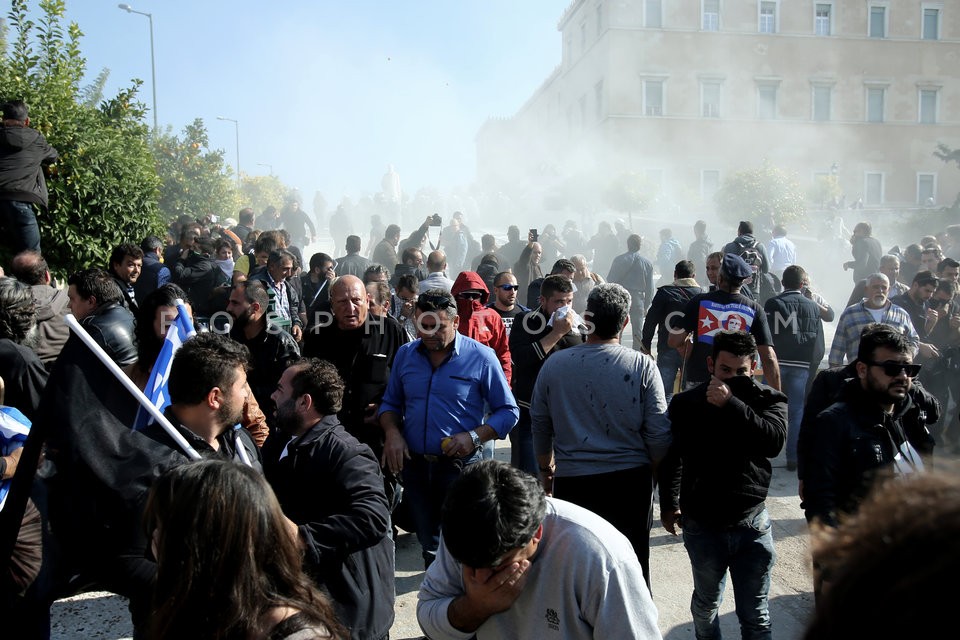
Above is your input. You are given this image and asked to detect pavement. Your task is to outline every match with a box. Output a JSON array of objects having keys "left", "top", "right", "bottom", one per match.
[{"left": 51, "top": 443, "right": 814, "bottom": 639}]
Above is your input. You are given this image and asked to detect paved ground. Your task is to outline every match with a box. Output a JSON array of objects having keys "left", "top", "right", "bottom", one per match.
[{"left": 52, "top": 444, "right": 814, "bottom": 639}]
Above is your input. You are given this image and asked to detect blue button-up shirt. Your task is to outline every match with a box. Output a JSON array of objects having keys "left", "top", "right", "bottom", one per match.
[{"left": 377, "top": 332, "right": 518, "bottom": 455}]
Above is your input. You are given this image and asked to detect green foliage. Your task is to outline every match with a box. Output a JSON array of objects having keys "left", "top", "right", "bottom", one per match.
[
  {"left": 0, "top": 0, "right": 163, "bottom": 275},
  {"left": 80, "top": 66, "right": 108, "bottom": 107},
  {"left": 933, "top": 143, "right": 960, "bottom": 208},
  {"left": 151, "top": 118, "right": 238, "bottom": 222},
  {"left": 239, "top": 173, "right": 291, "bottom": 216},
  {"left": 714, "top": 161, "right": 806, "bottom": 227},
  {"left": 806, "top": 174, "right": 842, "bottom": 209}
]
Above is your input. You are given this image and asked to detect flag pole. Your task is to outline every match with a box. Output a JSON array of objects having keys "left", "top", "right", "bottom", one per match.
[{"left": 64, "top": 314, "right": 202, "bottom": 461}]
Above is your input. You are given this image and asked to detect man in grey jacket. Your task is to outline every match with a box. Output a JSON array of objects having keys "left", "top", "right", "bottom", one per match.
[
  {"left": 607, "top": 234, "right": 655, "bottom": 351},
  {"left": 0, "top": 100, "right": 58, "bottom": 253}
]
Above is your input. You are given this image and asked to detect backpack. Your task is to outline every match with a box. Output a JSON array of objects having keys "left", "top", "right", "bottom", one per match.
[
  {"left": 734, "top": 238, "right": 763, "bottom": 278},
  {"left": 734, "top": 238, "right": 781, "bottom": 304}
]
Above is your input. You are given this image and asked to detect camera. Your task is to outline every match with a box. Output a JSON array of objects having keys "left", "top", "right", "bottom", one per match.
[
  {"left": 529, "top": 228, "right": 538, "bottom": 242},
  {"left": 429, "top": 214, "right": 442, "bottom": 227}
]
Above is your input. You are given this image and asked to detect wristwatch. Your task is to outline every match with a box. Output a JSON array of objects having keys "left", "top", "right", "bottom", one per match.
[{"left": 468, "top": 429, "right": 482, "bottom": 450}]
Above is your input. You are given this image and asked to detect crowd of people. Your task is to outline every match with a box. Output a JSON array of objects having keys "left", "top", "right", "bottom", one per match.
[{"left": 0, "top": 100, "right": 959, "bottom": 637}]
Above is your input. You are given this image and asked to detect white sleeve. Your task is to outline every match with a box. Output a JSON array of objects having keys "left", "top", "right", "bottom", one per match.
[{"left": 416, "top": 536, "right": 475, "bottom": 640}]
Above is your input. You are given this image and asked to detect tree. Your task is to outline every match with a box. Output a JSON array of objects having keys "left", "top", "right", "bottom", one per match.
[
  {"left": 239, "top": 173, "right": 291, "bottom": 216},
  {"left": 151, "top": 118, "right": 238, "bottom": 222},
  {"left": 0, "top": 0, "right": 164, "bottom": 274},
  {"left": 807, "top": 174, "right": 842, "bottom": 210},
  {"left": 714, "top": 161, "right": 806, "bottom": 227},
  {"left": 603, "top": 172, "right": 652, "bottom": 229}
]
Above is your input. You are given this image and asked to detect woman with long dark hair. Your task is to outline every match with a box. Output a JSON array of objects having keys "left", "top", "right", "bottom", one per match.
[{"left": 144, "top": 460, "right": 345, "bottom": 640}]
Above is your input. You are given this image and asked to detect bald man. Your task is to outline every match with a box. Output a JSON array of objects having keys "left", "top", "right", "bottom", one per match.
[{"left": 421, "top": 250, "right": 455, "bottom": 292}]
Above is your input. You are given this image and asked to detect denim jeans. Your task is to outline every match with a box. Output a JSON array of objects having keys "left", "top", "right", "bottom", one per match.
[
  {"left": 0, "top": 199, "right": 41, "bottom": 253},
  {"left": 779, "top": 367, "right": 810, "bottom": 465},
  {"left": 657, "top": 347, "right": 684, "bottom": 405},
  {"left": 509, "top": 406, "right": 538, "bottom": 477},
  {"left": 402, "top": 450, "right": 481, "bottom": 566},
  {"left": 682, "top": 508, "right": 776, "bottom": 640}
]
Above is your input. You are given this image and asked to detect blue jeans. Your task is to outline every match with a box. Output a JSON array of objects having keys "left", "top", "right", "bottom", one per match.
[
  {"left": 0, "top": 199, "right": 41, "bottom": 253},
  {"left": 779, "top": 367, "right": 809, "bottom": 466},
  {"left": 682, "top": 508, "right": 776, "bottom": 640},
  {"left": 402, "top": 450, "right": 481, "bottom": 566},
  {"left": 657, "top": 347, "right": 683, "bottom": 405},
  {"left": 509, "top": 407, "right": 538, "bottom": 477}
]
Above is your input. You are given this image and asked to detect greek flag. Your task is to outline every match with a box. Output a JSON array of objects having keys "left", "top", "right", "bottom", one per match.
[
  {"left": 133, "top": 300, "right": 196, "bottom": 430},
  {"left": 0, "top": 406, "right": 30, "bottom": 511}
]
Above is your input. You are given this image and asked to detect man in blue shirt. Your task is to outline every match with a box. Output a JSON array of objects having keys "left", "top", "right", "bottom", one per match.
[{"left": 378, "top": 288, "right": 519, "bottom": 568}]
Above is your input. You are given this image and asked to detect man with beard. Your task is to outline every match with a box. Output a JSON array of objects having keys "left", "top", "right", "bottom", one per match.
[
  {"left": 658, "top": 330, "right": 787, "bottom": 640},
  {"left": 803, "top": 325, "right": 927, "bottom": 527},
  {"left": 107, "top": 242, "right": 143, "bottom": 312},
  {"left": 264, "top": 359, "right": 395, "bottom": 640},
  {"left": 828, "top": 273, "right": 919, "bottom": 367},
  {"left": 226, "top": 280, "right": 300, "bottom": 416},
  {"left": 486, "top": 271, "right": 529, "bottom": 336},
  {"left": 378, "top": 289, "right": 518, "bottom": 568}
]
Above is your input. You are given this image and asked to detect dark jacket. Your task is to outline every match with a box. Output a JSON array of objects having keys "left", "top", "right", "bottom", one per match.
[
  {"left": 508, "top": 307, "right": 585, "bottom": 407},
  {"left": 248, "top": 270, "right": 305, "bottom": 330},
  {"left": 801, "top": 379, "right": 931, "bottom": 526},
  {"left": 797, "top": 364, "right": 938, "bottom": 481},
  {"left": 302, "top": 314, "right": 408, "bottom": 456},
  {"left": 133, "top": 251, "right": 170, "bottom": 304},
  {"left": 764, "top": 290, "right": 824, "bottom": 369},
  {"left": 30, "top": 283, "right": 70, "bottom": 366},
  {"left": 641, "top": 280, "right": 703, "bottom": 352},
  {"left": 0, "top": 339, "right": 48, "bottom": 420},
  {"left": 231, "top": 324, "right": 300, "bottom": 415},
  {"left": 81, "top": 301, "right": 138, "bottom": 367},
  {"left": 0, "top": 124, "right": 58, "bottom": 207},
  {"left": 262, "top": 416, "right": 395, "bottom": 640},
  {"left": 659, "top": 376, "right": 787, "bottom": 528},
  {"left": 850, "top": 235, "right": 883, "bottom": 282},
  {"left": 173, "top": 252, "right": 228, "bottom": 317},
  {"left": 372, "top": 239, "right": 398, "bottom": 271}
]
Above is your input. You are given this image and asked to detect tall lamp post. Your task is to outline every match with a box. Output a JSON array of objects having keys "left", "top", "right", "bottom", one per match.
[
  {"left": 217, "top": 116, "right": 240, "bottom": 187},
  {"left": 257, "top": 162, "right": 274, "bottom": 176},
  {"left": 117, "top": 4, "right": 157, "bottom": 130}
]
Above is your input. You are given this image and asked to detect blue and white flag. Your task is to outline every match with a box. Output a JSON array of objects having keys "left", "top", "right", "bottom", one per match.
[
  {"left": 0, "top": 406, "right": 30, "bottom": 512},
  {"left": 133, "top": 300, "right": 196, "bottom": 430}
]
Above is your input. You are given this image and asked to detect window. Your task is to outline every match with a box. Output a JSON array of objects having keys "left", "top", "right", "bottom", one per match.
[
  {"left": 865, "top": 172, "right": 884, "bottom": 205},
  {"left": 703, "top": 0, "right": 720, "bottom": 31},
  {"left": 701, "top": 170, "right": 721, "bottom": 204},
  {"left": 866, "top": 87, "right": 885, "bottom": 123},
  {"left": 758, "top": 84, "right": 778, "bottom": 119},
  {"left": 594, "top": 80, "right": 604, "bottom": 121},
  {"left": 759, "top": 1, "right": 777, "bottom": 34},
  {"left": 701, "top": 80, "right": 721, "bottom": 118},
  {"left": 815, "top": 3, "right": 832, "bottom": 36},
  {"left": 919, "top": 88, "right": 938, "bottom": 124},
  {"left": 813, "top": 85, "right": 831, "bottom": 121},
  {"left": 644, "top": 80, "right": 664, "bottom": 116},
  {"left": 869, "top": 5, "right": 886, "bottom": 38},
  {"left": 645, "top": 0, "right": 663, "bottom": 28},
  {"left": 917, "top": 173, "right": 937, "bottom": 206},
  {"left": 923, "top": 6, "right": 941, "bottom": 41}
]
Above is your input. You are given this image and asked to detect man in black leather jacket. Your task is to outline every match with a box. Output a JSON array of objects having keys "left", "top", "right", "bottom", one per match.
[
  {"left": 801, "top": 324, "right": 936, "bottom": 527},
  {"left": 66, "top": 268, "right": 137, "bottom": 366}
]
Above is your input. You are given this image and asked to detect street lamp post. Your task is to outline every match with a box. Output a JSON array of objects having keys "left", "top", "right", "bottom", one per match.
[
  {"left": 257, "top": 162, "right": 274, "bottom": 176},
  {"left": 217, "top": 116, "right": 240, "bottom": 188},
  {"left": 117, "top": 4, "right": 157, "bottom": 130}
]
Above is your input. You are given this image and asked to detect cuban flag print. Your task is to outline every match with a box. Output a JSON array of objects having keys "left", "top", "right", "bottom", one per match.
[
  {"left": 696, "top": 300, "right": 756, "bottom": 344},
  {"left": 133, "top": 300, "right": 196, "bottom": 430}
]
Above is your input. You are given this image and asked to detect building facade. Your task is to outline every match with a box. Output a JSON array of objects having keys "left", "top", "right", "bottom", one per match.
[{"left": 477, "top": 0, "right": 960, "bottom": 217}]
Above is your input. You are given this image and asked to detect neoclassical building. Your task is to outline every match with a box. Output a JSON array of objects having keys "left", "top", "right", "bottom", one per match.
[{"left": 477, "top": 0, "right": 960, "bottom": 215}]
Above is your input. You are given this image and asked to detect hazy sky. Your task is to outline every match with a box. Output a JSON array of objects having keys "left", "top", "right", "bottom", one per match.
[{"left": 59, "top": 0, "right": 570, "bottom": 205}]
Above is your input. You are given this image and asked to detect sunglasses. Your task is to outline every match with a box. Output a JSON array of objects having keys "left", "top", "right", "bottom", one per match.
[
  {"left": 864, "top": 360, "right": 922, "bottom": 378},
  {"left": 457, "top": 292, "right": 483, "bottom": 300},
  {"left": 498, "top": 284, "right": 520, "bottom": 291}
]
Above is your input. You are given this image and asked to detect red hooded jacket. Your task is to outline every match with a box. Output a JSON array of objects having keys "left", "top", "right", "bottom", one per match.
[{"left": 451, "top": 271, "right": 512, "bottom": 384}]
